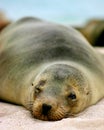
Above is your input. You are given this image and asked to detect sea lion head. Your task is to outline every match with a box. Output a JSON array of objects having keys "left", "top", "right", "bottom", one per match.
[{"left": 30, "top": 64, "right": 91, "bottom": 121}]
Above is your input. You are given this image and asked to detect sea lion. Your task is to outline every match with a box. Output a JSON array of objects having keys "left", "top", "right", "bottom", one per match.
[
  {"left": 0, "top": 11, "right": 11, "bottom": 32},
  {"left": 0, "top": 17, "right": 104, "bottom": 121},
  {"left": 75, "top": 19, "right": 104, "bottom": 46}
]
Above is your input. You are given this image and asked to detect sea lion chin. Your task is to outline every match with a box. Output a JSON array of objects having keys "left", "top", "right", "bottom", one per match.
[{"left": 0, "top": 17, "right": 104, "bottom": 121}]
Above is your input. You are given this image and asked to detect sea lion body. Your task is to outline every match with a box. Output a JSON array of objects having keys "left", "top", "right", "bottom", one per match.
[{"left": 0, "top": 17, "right": 104, "bottom": 121}]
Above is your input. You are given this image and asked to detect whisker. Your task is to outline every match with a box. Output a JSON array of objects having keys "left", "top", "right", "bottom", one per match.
[{"left": 25, "top": 101, "right": 34, "bottom": 110}]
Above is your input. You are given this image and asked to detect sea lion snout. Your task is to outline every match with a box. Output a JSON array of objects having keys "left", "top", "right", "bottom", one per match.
[{"left": 32, "top": 98, "right": 68, "bottom": 121}]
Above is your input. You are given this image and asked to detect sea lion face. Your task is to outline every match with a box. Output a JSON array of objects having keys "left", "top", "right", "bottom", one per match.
[{"left": 31, "top": 64, "right": 90, "bottom": 121}]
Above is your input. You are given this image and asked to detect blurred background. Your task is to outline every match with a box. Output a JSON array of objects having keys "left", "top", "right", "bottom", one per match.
[
  {"left": 0, "top": 0, "right": 104, "bottom": 46},
  {"left": 0, "top": 0, "right": 104, "bottom": 25}
]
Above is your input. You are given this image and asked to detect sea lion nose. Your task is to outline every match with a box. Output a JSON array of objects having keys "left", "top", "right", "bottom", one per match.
[{"left": 42, "top": 103, "right": 52, "bottom": 115}]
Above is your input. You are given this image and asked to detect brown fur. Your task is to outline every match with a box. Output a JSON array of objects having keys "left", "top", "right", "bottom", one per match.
[{"left": 0, "top": 11, "right": 11, "bottom": 32}]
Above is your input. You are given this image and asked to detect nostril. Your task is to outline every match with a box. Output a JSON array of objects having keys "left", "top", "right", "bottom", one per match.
[{"left": 42, "top": 103, "right": 52, "bottom": 115}]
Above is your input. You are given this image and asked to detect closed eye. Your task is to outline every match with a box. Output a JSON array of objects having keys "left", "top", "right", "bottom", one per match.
[
  {"left": 35, "top": 86, "right": 41, "bottom": 94},
  {"left": 34, "top": 80, "right": 46, "bottom": 95}
]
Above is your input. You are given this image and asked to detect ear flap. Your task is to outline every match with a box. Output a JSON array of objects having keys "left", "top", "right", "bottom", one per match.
[{"left": 83, "top": 86, "right": 90, "bottom": 95}]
